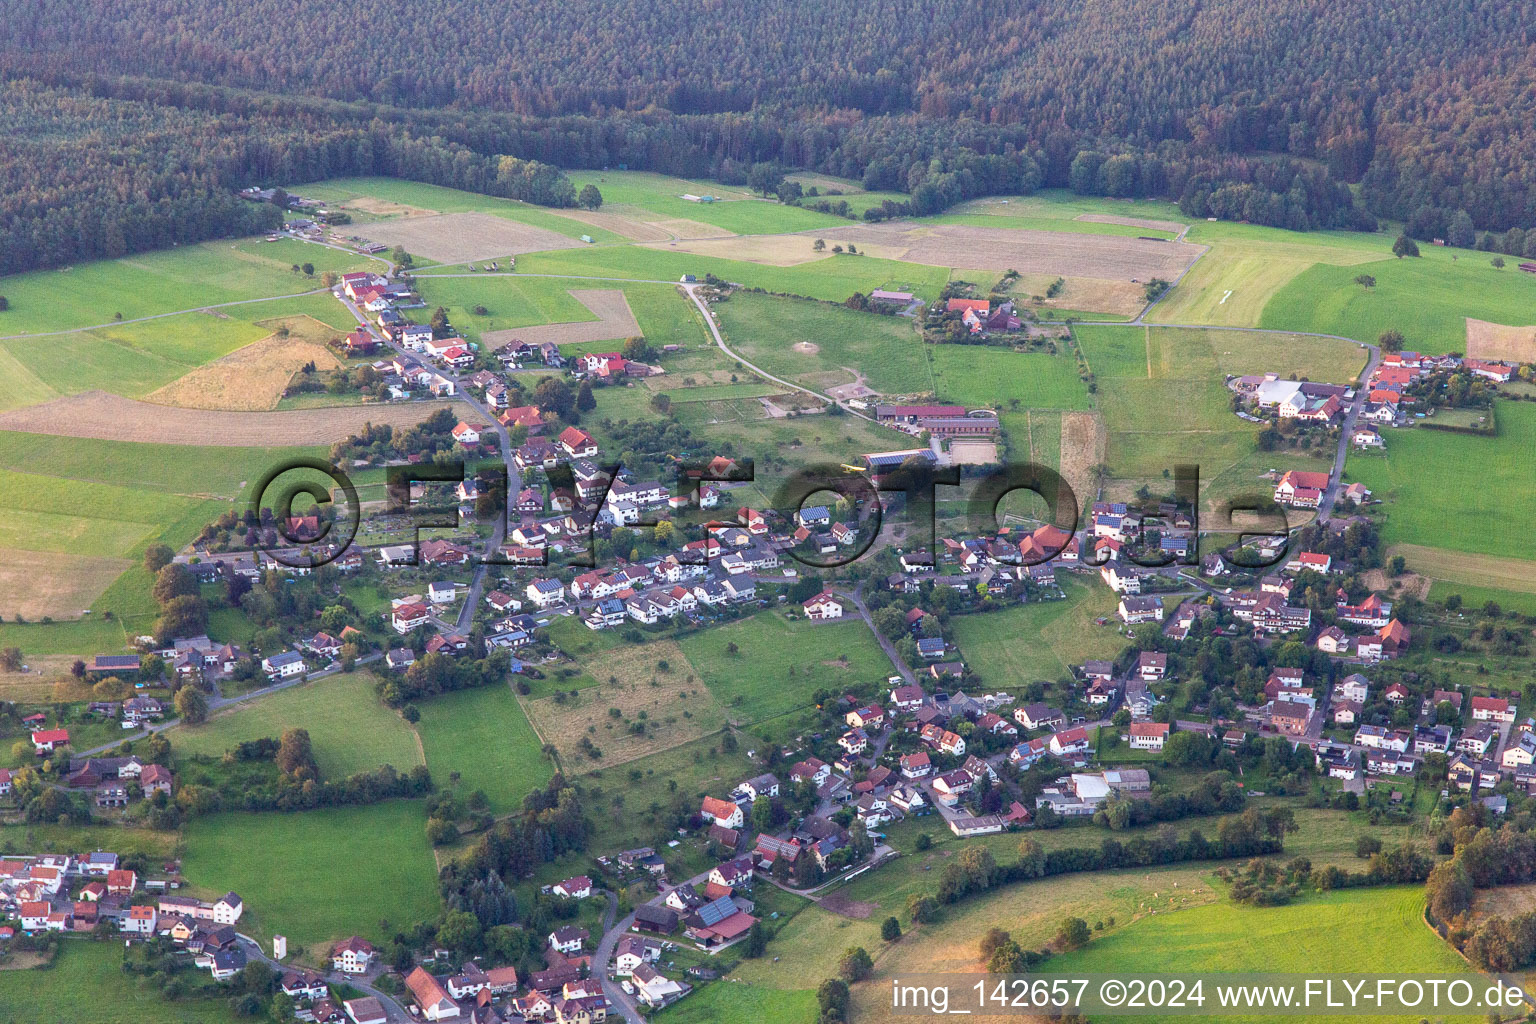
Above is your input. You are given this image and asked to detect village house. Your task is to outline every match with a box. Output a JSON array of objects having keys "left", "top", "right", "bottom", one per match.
[
  {"left": 1128, "top": 722, "right": 1170, "bottom": 751},
  {"left": 699, "top": 796, "right": 744, "bottom": 830}
]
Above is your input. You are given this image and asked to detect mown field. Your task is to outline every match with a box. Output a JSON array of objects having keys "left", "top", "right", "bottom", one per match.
[
  {"left": 1348, "top": 401, "right": 1535, "bottom": 562},
  {"left": 414, "top": 685, "right": 552, "bottom": 815},
  {"left": 680, "top": 610, "right": 894, "bottom": 729},
  {"left": 1150, "top": 219, "right": 1391, "bottom": 329},
  {"left": 181, "top": 799, "right": 439, "bottom": 952},
  {"left": 166, "top": 671, "right": 423, "bottom": 779},
  {"left": 565, "top": 169, "right": 848, "bottom": 235}
]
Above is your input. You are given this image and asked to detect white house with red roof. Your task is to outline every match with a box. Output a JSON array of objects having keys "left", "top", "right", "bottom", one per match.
[
  {"left": 1049, "top": 727, "right": 1092, "bottom": 757},
  {"left": 552, "top": 875, "right": 593, "bottom": 899},
  {"left": 31, "top": 728, "right": 69, "bottom": 754},
  {"left": 1285, "top": 552, "right": 1333, "bottom": 575},
  {"left": 391, "top": 602, "right": 431, "bottom": 634},
  {"left": 1128, "top": 722, "right": 1170, "bottom": 751},
  {"left": 700, "top": 795, "right": 744, "bottom": 829},
  {"left": 1273, "top": 470, "right": 1330, "bottom": 508},
  {"left": 451, "top": 422, "right": 483, "bottom": 445},
  {"left": 1472, "top": 696, "right": 1516, "bottom": 723},
  {"left": 803, "top": 591, "right": 844, "bottom": 620},
  {"left": 558, "top": 426, "right": 597, "bottom": 457},
  {"left": 331, "top": 936, "right": 377, "bottom": 974},
  {"left": 579, "top": 352, "right": 628, "bottom": 378}
]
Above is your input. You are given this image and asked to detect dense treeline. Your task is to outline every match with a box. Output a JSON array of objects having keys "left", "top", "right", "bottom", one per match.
[
  {"left": 7, "top": 1, "right": 1536, "bottom": 274},
  {"left": 0, "top": 79, "right": 573, "bottom": 274}
]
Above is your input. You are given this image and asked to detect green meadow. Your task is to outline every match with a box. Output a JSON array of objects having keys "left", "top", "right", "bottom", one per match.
[
  {"left": 414, "top": 685, "right": 553, "bottom": 814},
  {"left": 566, "top": 169, "right": 848, "bottom": 234},
  {"left": 1042, "top": 887, "right": 1472, "bottom": 1024},
  {"left": 0, "top": 239, "right": 371, "bottom": 336},
  {"left": 412, "top": 274, "right": 600, "bottom": 340},
  {"left": 517, "top": 246, "right": 947, "bottom": 303},
  {"left": 181, "top": 800, "right": 439, "bottom": 951},
  {"left": 1347, "top": 400, "right": 1536, "bottom": 561},
  {"left": 1260, "top": 244, "right": 1536, "bottom": 352},
  {"left": 0, "top": 941, "right": 239, "bottom": 1024},
  {"left": 948, "top": 577, "right": 1124, "bottom": 686},
  {"left": 712, "top": 291, "right": 933, "bottom": 395},
  {"left": 167, "top": 671, "right": 423, "bottom": 779},
  {"left": 928, "top": 344, "right": 1092, "bottom": 411},
  {"left": 680, "top": 610, "right": 894, "bottom": 727}
]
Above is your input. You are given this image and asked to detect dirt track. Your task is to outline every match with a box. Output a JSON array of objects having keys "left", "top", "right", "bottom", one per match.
[
  {"left": 811, "top": 222, "right": 1204, "bottom": 279},
  {"left": 481, "top": 289, "right": 642, "bottom": 350},
  {"left": 0, "top": 391, "right": 472, "bottom": 446}
]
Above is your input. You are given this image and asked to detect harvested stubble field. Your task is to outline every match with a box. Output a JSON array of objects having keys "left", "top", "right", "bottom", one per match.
[
  {"left": 1465, "top": 317, "right": 1536, "bottom": 362},
  {"left": 0, "top": 391, "right": 471, "bottom": 445},
  {"left": 355, "top": 211, "right": 585, "bottom": 264},
  {"left": 642, "top": 234, "right": 838, "bottom": 266},
  {"left": 1390, "top": 543, "right": 1536, "bottom": 595},
  {"left": 146, "top": 314, "right": 344, "bottom": 411},
  {"left": 0, "top": 548, "right": 129, "bottom": 621},
  {"left": 482, "top": 289, "right": 641, "bottom": 349},
  {"left": 524, "top": 640, "right": 726, "bottom": 768},
  {"left": 552, "top": 208, "right": 676, "bottom": 242},
  {"left": 1059, "top": 409, "right": 1107, "bottom": 504},
  {"left": 813, "top": 222, "right": 1205, "bottom": 278}
]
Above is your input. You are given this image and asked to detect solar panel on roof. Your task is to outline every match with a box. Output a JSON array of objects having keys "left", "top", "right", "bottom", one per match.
[{"left": 695, "top": 895, "right": 738, "bottom": 926}]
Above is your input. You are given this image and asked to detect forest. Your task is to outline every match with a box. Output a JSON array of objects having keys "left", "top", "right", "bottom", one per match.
[{"left": 5, "top": 0, "right": 1536, "bottom": 273}]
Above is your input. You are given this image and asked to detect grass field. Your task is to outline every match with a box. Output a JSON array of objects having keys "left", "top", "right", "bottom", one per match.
[
  {"left": 1150, "top": 219, "right": 1391, "bottom": 329},
  {"left": 928, "top": 345, "right": 1092, "bottom": 411},
  {"left": 657, "top": 980, "right": 818, "bottom": 1024},
  {"left": 410, "top": 274, "right": 601, "bottom": 342},
  {"left": 1348, "top": 401, "right": 1535, "bottom": 561},
  {"left": 680, "top": 610, "right": 894, "bottom": 729},
  {"left": 166, "top": 671, "right": 423, "bottom": 779},
  {"left": 1034, "top": 887, "right": 1470, "bottom": 1024},
  {"left": 414, "top": 685, "right": 552, "bottom": 815},
  {"left": 518, "top": 246, "right": 948, "bottom": 304},
  {"left": 579, "top": 731, "right": 759, "bottom": 853},
  {"left": 0, "top": 941, "right": 238, "bottom": 1024},
  {"left": 1073, "top": 325, "right": 1352, "bottom": 514},
  {"left": 713, "top": 292, "right": 931, "bottom": 396},
  {"left": 566, "top": 170, "right": 848, "bottom": 235},
  {"left": 0, "top": 239, "right": 371, "bottom": 337},
  {"left": 948, "top": 577, "right": 1124, "bottom": 686},
  {"left": 1426, "top": 579, "right": 1536, "bottom": 616},
  {"left": 181, "top": 800, "right": 439, "bottom": 951},
  {"left": 0, "top": 821, "right": 181, "bottom": 860},
  {"left": 1260, "top": 243, "right": 1536, "bottom": 351}
]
